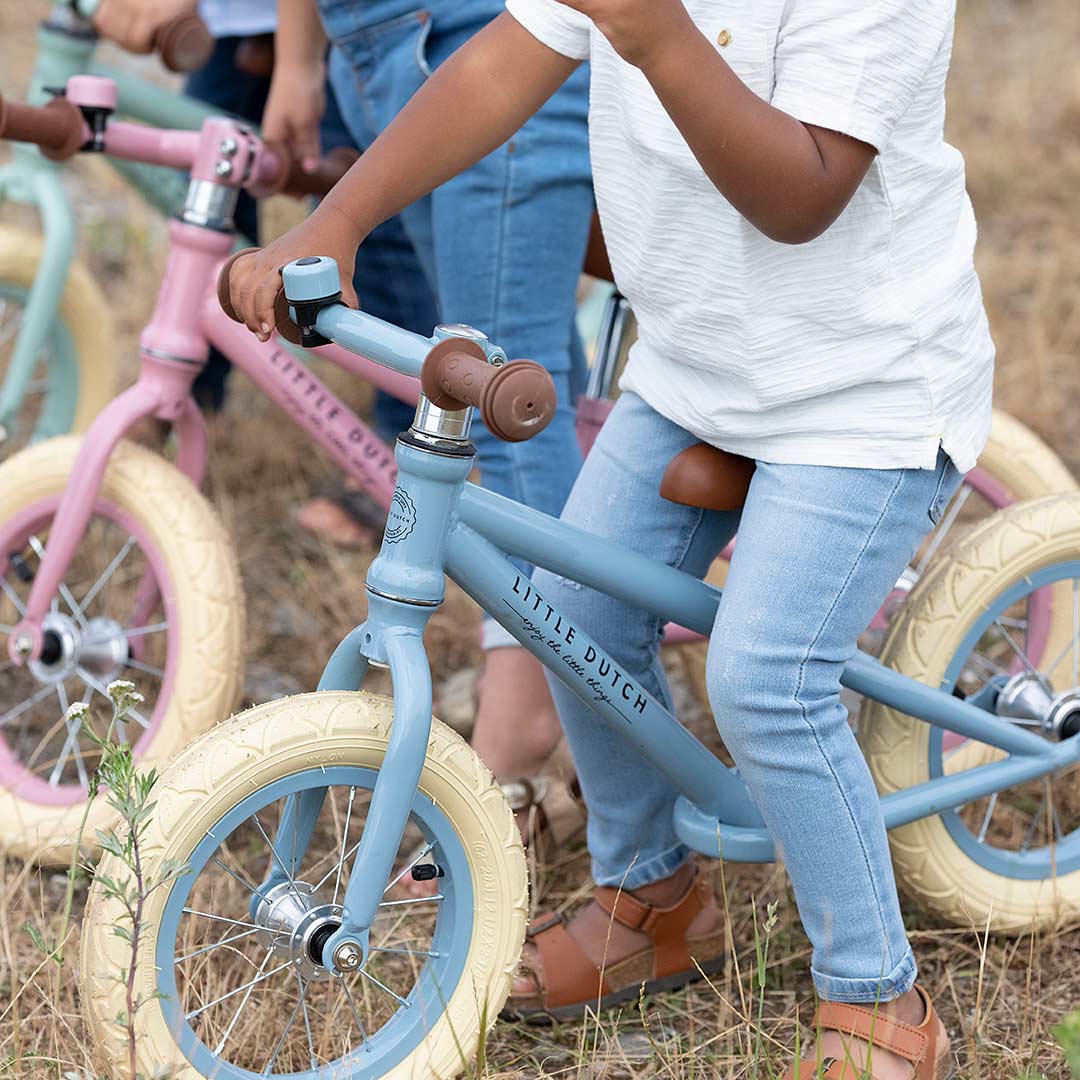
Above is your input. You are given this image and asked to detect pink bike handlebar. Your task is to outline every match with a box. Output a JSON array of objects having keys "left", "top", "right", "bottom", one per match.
[{"left": 0, "top": 87, "right": 356, "bottom": 199}]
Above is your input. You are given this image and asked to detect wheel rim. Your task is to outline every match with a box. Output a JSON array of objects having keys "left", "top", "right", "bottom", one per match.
[
  {"left": 0, "top": 493, "right": 176, "bottom": 803},
  {"left": 156, "top": 766, "right": 474, "bottom": 1078},
  {"left": 934, "top": 559, "right": 1080, "bottom": 879},
  {"left": 0, "top": 285, "right": 79, "bottom": 462}
]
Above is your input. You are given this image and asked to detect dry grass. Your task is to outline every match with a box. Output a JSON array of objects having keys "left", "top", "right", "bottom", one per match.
[{"left": 1, "top": 0, "right": 1080, "bottom": 1075}]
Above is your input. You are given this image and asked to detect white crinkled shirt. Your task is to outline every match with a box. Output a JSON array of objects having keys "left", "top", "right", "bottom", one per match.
[{"left": 506, "top": 0, "right": 995, "bottom": 471}]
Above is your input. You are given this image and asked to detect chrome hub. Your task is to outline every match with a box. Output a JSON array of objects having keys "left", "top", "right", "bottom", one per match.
[
  {"left": 253, "top": 880, "right": 343, "bottom": 981},
  {"left": 27, "top": 612, "right": 128, "bottom": 685},
  {"left": 996, "top": 672, "right": 1080, "bottom": 740}
]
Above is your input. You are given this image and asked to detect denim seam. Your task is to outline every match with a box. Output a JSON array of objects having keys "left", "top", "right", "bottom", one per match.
[
  {"left": 592, "top": 841, "right": 690, "bottom": 889},
  {"left": 793, "top": 469, "right": 906, "bottom": 973}
]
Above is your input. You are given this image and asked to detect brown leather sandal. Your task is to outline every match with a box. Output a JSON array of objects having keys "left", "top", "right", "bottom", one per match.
[
  {"left": 502, "top": 775, "right": 586, "bottom": 850},
  {"left": 504, "top": 865, "right": 726, "bottom": 1022},
  {"left": 785, "top": 985, "right": 953, "bottom": 1079}
]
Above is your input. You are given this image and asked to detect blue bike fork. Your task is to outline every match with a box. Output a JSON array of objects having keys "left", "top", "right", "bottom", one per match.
[{"left": 261, "top": 436, "right": 475, "bottom": 972}]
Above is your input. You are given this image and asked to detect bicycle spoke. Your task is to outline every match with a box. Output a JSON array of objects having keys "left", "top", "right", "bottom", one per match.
[
  {"left": 210, "top": 854, "right": 271, "bottom": 904},
  {"left": 26, "top": 536, "right": 86, "bottom": 629},
  {"left": 297, "top": 969, "right": 318, "bottom": 1070},
  {"left": 202, "top": 950, "right": 278, "bottom": 1041},
  {"left": 77, "top": 668, "right": 150, "bottom": 729},
  {"left": 370, "top": 945, "right": 440, "bottom": 959},
  {"left": 379, "top": 894, "right": 444, "bottom": 910},
  {"left": 0, "top": 577, "right": 28, "bottom": 618},
  {"left": 358, "top": 965, "right": 411, "bottom": 1008},
  {"left": 915, "top": 484, "right": 972, "bottom": 574},
  {"left": 0, "top": 682, "right": 56, "bottom": 727},
  {"left": 48, "top": 682, "right": 86, "bottom": 788},
  {"left": 976, "top": 792, "right": 998, "bottom": 844},
  {"left": 124, "top": 657, "right": 165, "bottom": 678},
  {"left": 1020, "top": 785, "right": 1049, "bottom": 853},
  {"left": 994, "top": 618, "right": 1053, "bottom": 692},
  {"left": 325, "top": 786, "right": 355, "bottom": 905},
  {"left": 261, "top": 976, "right": 308, "bottom": 1074},
  {"left": 339, "top": 973, "right": 370, "bottom": 1051},
  {"left": 182, "top": 908, "right": 260, "bottom": 933},
  {"left": 251, "top": 814, "right": 305, "bottom": 902},
  {"left": 78, "top": 536, "right": 136, "bottom": 613},
  {"left": 175, "top": 925, "right": 262, "bottom": 966},
  {"left": 124, "top": 621, "right": 169, "bottom": 639},
  {"left": 383, "top": 843, "right": 434, "bottom": 896}
]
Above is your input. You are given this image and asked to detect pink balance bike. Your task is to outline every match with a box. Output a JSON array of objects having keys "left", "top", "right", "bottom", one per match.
[{"left": 0, "top": 77, "right": 1073, "bottom": 861}]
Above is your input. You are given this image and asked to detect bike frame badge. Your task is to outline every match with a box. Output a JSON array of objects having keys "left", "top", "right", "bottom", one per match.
[{"left": 385, "top": 487, "right": 417, "bottom": 543}]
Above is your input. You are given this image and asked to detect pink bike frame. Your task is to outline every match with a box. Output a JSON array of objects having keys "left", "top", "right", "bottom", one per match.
[{"left": 7, "top": 91, "right": 418, "bottom": 662}]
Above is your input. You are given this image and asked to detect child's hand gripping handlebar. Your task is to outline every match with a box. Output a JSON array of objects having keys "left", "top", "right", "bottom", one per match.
[
  {"left": 75, "top": 0, "right": 215, "bottom": 73},
  {"left": 217, "top": 253, "right": 559, "bottom": 443}
]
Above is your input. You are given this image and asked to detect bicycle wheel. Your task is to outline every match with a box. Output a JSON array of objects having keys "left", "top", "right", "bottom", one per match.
[
  {"left": 861, "top": 493, "right": 1080, "bottom": 931},
  {"left": 678, "top": 409, "right": 1077, "bottom": 708},
  {"left": 0, "top": 436, "right": 244, "bottom": 862},
  {"left": 0, "top": 225, "right": 116, "bottom": 462},
  {"left": 80, "top": 691, "right": 528, "bottom": 1079}
]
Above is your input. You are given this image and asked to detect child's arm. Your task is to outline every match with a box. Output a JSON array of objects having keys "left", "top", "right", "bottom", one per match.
[
  {"left": 262, "top": 0, "right": 328, "bottom": 171},
  {"left": 229, "top": 13, "right": 578, "bottom": 337},
  {"left": 556, "top": 0, "right": 876, "bottom": 245}
]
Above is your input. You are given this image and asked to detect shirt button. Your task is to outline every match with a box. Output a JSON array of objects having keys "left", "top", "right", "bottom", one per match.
[{"left": 716, "top": 28, "right": 733, "bottom": 47}]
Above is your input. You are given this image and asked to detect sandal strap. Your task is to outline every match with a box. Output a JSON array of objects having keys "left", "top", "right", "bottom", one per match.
[
  {"left": 593, "top": 865, "right": 710, "bottom": 978},
  {"left": 525, "top": 911, "right": 612, "bottom": 1010},
  {"left": 815, "top": 986, "right": 937, "bottom": 1072}
]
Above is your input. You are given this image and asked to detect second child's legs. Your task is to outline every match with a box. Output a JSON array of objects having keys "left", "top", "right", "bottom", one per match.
[
  {"left": 323, "top": 3, "right": 593, "bottom": 797},
  {"left": 527, "top": 392, "right": 959, "bottom": 1069}
]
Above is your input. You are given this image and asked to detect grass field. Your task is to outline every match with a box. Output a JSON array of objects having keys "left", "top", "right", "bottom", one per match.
[{"left": 1, "top": 0, "right": 1079, "bottom": 1075}]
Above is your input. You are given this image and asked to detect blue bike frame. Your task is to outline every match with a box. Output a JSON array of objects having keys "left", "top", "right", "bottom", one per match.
[{"left": 269, "top": 258, "right": 1080, "bottom": 973}]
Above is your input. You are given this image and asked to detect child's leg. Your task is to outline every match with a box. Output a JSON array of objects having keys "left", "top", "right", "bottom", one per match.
[
  {"left": 708, "top": 451, "right": 960, "bottom": 1003},
  {"left": 531, "top": 393, "right": 740, "bottom": 889}
]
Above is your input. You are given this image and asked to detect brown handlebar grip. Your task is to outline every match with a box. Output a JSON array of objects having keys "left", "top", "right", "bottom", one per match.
[
  {"left": 0, "top": 94, "right": 85, "bottom": 162},
  {"left": 216, "top": 247, "right": 305, "bottom": 345},
  {"left": 421, "top": 338, "right": 557, "bottom": 443},
  {"left": 153, "top": 14, "right": 215, "bottom": 73},
  {"left": 276, "top": 146, "right": 360, "bottom": 200},
  {"left": 216, "top": 247, "right": 261, "bottom": 323}
]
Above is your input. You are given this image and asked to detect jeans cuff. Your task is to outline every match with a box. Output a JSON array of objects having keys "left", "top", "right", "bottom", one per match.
[
  {"left": 481, "top": 618, "right": 520, "bottom": 651},
  {"left": 811, "top": 946, "right": 918, "bottom": 1003},
  {"left": 592, "top": 843, "right": 691, "bottom": 891}
]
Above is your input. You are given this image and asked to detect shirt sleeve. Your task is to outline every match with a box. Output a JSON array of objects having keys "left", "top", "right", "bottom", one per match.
[
  {"left": 504, "top": 0, "right": 592, "bottom": 60},
  {"left": 770, "top": 0, "right": 952, "bottom": 152}
]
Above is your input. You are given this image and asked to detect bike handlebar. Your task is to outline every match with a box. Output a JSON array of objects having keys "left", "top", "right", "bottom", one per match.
[
  {"left": 0, "top": 87, "right": 353, "bottom": 201},
  {"left": 74, "top": 0, "right": 214, "bottom": 73},
  {"left": 218, "top": 254, "right": 558, "bottom": 443},
  {"left": 266, "top": 144, "right": 359, "bottom": 200},
  {"left": 151, "top": 13, "right": 216, "bottom": 73},
  {"left": 420, "top": 339, "right": 557, "bottom": 443},
  {"left": 0, "top": 94, "right": 86, "bottom": 161}
]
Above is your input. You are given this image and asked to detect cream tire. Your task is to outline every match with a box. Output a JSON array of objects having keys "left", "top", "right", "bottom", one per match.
[
  {"left": 0, "top": 436, "right": 244, "bottom": 862},
  {"left": 679, "top": 410, "right": 1077, "bottom": 713},
  {"left": 0, "top": 225, "right": 116, "bottom": 436},
  {"left": 860, "top": 493, "right": 1080, "bottom": 931},
  {"left": 80, "top": 691, "right": 529, "bottom": 1080}
]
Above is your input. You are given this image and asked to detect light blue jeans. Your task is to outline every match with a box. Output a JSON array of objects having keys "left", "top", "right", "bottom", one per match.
[
  {"left": 318, "top": 0, "right": 593, "bottom": 562},
  {"left": 532, "top": 393, "right": 962, "bottom": 1003}
]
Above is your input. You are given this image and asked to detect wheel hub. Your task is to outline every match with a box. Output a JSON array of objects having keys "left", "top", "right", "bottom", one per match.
[
  {"left": 996, "top": 672, "right": 1080, "bottom": 740},
  {"left": 27, "top": 611, "right": 128, "bottom": 685},
  {"left": 253, "top": 880, "right": 343, "bottom": 981}
]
